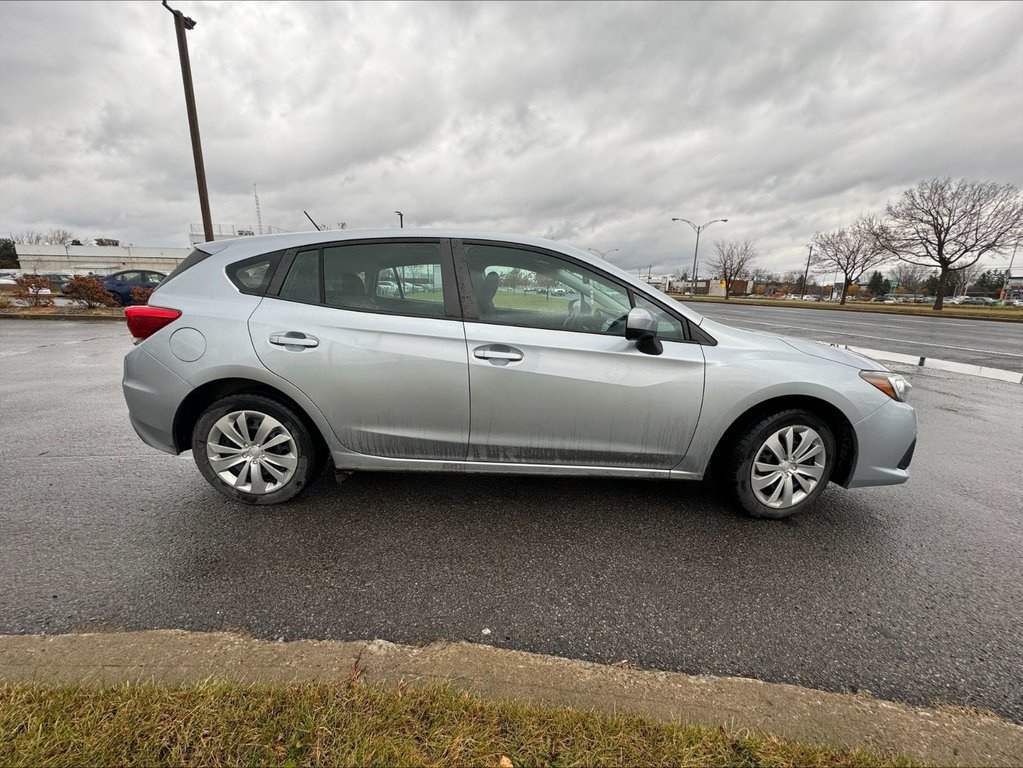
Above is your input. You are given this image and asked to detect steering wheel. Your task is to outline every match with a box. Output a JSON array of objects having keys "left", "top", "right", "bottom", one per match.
[{"left": 602, "top": 312, "right": 629, "bottom": 334}]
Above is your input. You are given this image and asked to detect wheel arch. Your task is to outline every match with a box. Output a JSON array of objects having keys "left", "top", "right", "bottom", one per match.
[
  {"left": 173, "top": 377, "right": 329, "bottom": 458},
  {"left": 708, "top": 394, "right": 858, "bottom": 488}
]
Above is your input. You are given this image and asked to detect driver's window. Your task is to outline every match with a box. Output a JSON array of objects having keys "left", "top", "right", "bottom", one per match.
[
  {"left": 464, "top": 243, "right": 630, "bottom": 335},
  {"left": 633, "top": 295, "right": 687, "bottom": 342}
]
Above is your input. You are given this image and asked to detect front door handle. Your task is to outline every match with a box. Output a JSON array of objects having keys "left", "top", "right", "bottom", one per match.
[
  {"left": 473, "top": 344, "right": 523, "bottom": 365},
  {"left": 269, "top": 332, "right": 319, "bottom": 349}
]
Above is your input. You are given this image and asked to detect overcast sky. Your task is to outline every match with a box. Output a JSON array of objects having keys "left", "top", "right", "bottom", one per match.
[{"left": 1, "top": 1, "right": 1021, "bottom": 275}]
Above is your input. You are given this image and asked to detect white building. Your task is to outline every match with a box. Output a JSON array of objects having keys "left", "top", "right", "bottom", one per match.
[{"left": 12, "top": 244, "right": 193, "bottom": 276}]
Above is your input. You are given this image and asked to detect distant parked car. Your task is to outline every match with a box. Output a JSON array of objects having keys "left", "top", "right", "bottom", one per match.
[
  {"left": 93, "top": 270, "right": 166, "bottom": 306},
  {"left": 958, "top": 296, "right": 996, "bottom": 306},
  {"left": 36, "top": 272, "right": 75, "bottom": 293}
]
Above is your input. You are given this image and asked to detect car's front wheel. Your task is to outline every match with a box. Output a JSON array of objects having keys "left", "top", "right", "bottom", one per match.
[
  {"left": 191, "top": 394, "right": 318, "bottom": 505},
  {"left": 725, "top": 409, "right": 836, "bottom": 519}
]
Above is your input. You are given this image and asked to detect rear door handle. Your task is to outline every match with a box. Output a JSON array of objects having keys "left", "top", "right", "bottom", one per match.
[
  {"left": 473, "top": 344, "right": 523, "bottom": 365},
  {"left": 269, "top": 332, "right": 319, "bottom": 349}
]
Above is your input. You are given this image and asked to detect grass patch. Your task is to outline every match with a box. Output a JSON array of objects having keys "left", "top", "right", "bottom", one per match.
[{"left": 1, "top": 679, "right": 914, "bottom": 767}]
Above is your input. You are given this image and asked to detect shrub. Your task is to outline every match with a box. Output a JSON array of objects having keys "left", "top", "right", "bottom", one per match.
[
  {"left": 0, "top": 296, "right": 13, "bottom": 309},
  {"left": 65, "top": 277, "right": 117, "bottom": 308},
  {"left": 130, "top": 286, "right": 154, "bottom": 305},
  {"left": 14, "top": 275, "right": 54, "bottom": 307}
]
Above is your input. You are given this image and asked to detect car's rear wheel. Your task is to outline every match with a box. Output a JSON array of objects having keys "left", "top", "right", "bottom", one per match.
[
  {"left": 725, "top": 409, "right": 836, "bottom": 519},
  {"left": 191, "top": 394, "right": 318, "bottom": 505}
]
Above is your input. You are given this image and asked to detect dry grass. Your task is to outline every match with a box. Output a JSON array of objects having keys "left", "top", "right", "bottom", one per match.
[{"left": 0, "top": 679, "right": 916, "bottom": 767}]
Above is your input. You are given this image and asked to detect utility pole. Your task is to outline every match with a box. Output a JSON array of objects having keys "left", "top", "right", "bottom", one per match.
[
  {"left": 999, "top": 241, "right": 1019, "bottom": 300},
  {"left": 395, "top": 210, "right": 404, "bottom": 228},
  {"left": 801, "top": 244, "right": 813, "bottom": 298},
  {"left": 163, "top": 1, "right": 213, "bottom": 244},
  {"left": 254, "top": 184, "right": 262, "bottom": 235}
]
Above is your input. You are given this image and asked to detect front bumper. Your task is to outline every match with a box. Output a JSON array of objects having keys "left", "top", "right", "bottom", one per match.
[
  {"left": 846, "top": 399, "right": 918, "bottom": 488},
  {"left": 122, "top": 346, "right": 193, "bottom": 455}
]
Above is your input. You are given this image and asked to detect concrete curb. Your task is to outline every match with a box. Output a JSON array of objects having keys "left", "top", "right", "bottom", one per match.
[
  {"left": 847, "top": 345, "right": 1023, "bottom": 384},
  {"left": 2, "top": 630, "right": 1020, "bottom": 766}
]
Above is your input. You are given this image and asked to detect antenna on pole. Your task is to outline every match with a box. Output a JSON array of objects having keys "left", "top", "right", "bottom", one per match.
[{"left": 254, "top": 184, "right": 262, "bottom": 235}]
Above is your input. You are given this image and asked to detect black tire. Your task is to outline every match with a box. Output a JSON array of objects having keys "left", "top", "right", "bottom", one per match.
[
  {"left": 109, "top": 291, "right": 124, "bottom": 306},
  {"left": 724, "top": 408, "right": 836, "bottom": 519},
  {"left": 191, "top": 394, "right": 319, "bottom": 505}
]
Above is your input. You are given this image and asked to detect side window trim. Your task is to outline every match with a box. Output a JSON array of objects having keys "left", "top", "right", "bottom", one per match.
[
  {"left": 266, "top": 249, "right": 296, "bottom": 295},
  {"left": 439, "top": 239, "right": 462, "bottom": 319},
  {"left": 449, "top": 239, "right": 478, "bottom": 319}
]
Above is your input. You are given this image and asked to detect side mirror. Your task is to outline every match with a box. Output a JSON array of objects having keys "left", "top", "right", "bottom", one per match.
[{"left": 625, "top": 307, "right": 663, "bottom": 356}]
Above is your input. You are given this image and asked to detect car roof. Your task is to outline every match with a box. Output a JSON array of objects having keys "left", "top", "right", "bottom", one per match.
[{"left": 195, "top": 228, "right": 708, "bottom": 325}]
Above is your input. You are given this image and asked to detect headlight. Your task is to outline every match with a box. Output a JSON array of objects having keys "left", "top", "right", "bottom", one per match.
[{"left": 859, "top": 371, "right": 911, "bottom": 402}]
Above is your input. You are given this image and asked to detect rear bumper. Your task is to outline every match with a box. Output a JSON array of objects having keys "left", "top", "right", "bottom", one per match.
[
  {"left": 846, "top": 399, "right": 917, "bottom": 488},
  {"left": 122, "top": 346, "right": 193, "bottom": 454}
]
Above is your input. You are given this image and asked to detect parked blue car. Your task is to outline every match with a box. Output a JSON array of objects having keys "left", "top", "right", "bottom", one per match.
[{"left": 94, "top": 270, "right": 166, "bottom": 305}]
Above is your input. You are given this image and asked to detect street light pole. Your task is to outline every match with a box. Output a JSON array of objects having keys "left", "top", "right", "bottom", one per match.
[
  {"left": 394, "top": 211, "right": 404, "bottom": 228},
  {"left": 587, "top": 247, "right": 619, "bottom": 262},
  {"left": 163, "top": 1, "right": 213, "bottom": 244},
  {"left": 671, "top": 217, "right": 728, "bottom": 294}
]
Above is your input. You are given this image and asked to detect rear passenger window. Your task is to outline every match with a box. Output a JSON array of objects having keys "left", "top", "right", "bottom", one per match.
[
  {"left": 279, "top": 250, "right": 321, "bottom": 303},
  {"left": 228, "top": 252, "right": 284, "bottom": 295},
  {"left": 274, "top": 241, "right": 445, "bottom": 317}
]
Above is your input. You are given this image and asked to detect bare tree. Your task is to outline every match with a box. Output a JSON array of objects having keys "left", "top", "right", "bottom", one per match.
[
  {"left": 9, "top": 230, "right": 46, "bottom": 245},
  {"left": 869, "top": 178, "right": 1023, "bottom": 310},
  {"left": 9, "top": 229, "right": 78, "bottom": 246},
  {"left": 46, "top": 228, "right": 76, "bottom": 245},
  {"left": 812, "top": 217, "right": 889, "bottom": 305},
  {"left": 707, "top": 239, "right": 758, "bottom": 299},
  {"left": 889, "top": 262, "right": 931, "bottom": 293}
]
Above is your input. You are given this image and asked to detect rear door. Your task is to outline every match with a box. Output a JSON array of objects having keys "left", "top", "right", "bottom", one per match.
[{"left": 247, "top": 238, "right": 470, "bottom": 460}]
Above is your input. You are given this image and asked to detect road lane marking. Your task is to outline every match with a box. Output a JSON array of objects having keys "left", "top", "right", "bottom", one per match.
[
  {"left": 699, "top": 307, "right": 1023, "bottom": 335},
  {"left": 710, "top": 317, "right": 1023, "bottom": 359}
]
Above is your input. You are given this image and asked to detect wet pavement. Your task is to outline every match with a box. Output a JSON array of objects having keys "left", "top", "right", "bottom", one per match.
[{"left": 2, "top": 320, "right": 1021, "bottom": 721}]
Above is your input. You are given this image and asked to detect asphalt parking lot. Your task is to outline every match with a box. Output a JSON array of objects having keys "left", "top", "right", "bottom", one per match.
[{"left": 1, "top": 319, "right": 1021, "bottom": 721}]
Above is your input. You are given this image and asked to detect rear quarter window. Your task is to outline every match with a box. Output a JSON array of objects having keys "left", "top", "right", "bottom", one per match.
[{"left": 227, "top": 252, "right": 284, "bottom": 295}]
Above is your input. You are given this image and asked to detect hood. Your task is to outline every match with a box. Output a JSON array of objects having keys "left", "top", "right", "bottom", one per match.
[
  {"left": 780, "top": 337, "right": 888, "bottom": 371},
  {"left": 696, "top": 318, "right": 888, "bottom": 371}
]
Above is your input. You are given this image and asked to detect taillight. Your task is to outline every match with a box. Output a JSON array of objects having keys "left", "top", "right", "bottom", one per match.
[{"left": 125, "top": 305, "right": 182, "bottom": 342}]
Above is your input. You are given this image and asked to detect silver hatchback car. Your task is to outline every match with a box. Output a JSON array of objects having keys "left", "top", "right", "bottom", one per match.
[{"left": 122, "top": 229, "right": 916, "bottom": 518}]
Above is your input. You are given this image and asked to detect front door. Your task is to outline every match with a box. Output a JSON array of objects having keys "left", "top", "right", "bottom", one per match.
[{"left": 457, "top": 241, "right": 705, "bottom": 468}]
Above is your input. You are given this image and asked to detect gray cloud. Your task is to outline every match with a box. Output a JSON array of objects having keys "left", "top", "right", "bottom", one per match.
[{"left": 1, "top": 0, "right": 1020, "bottom": 275}]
